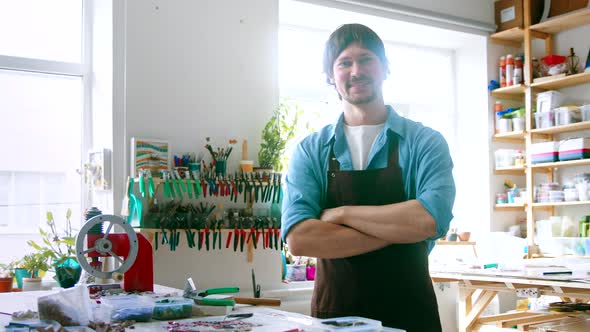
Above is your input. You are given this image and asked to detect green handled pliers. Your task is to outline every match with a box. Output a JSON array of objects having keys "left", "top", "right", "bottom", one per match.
[{"left": 183, "top": 277, "right": 239, "bottom": 306}]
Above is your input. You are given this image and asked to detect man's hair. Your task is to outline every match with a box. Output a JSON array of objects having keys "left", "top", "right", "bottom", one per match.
[{"left": 323, "top": 23, "right": 389, "bottom": 85}]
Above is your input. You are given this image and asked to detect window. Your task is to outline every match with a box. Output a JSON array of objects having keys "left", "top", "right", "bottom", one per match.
[
  {"left": 279, "top": 0, "right": 489, "bottom": 233},
  {"left": 0, "top": 0, "right": 88, "bottom": 237},
  {"left": 278, "top": 26, "right": 456, "bottom": 160}
]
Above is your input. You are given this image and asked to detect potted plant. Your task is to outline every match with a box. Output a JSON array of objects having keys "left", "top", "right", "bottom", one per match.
[
  {"left": 0, "top": 261, "right": 17, "bottom": 292},
  {"left": 21, "top": 253, "right": 50, "bottom": 291},
  {"left": 258, "top": 99, "right": 303, "bottom": 172},
  {"left": 27, "top": 209, "right": 82, "bottom": 288}
]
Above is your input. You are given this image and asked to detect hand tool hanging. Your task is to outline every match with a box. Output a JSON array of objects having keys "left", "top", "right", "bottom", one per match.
[{"left": 147, "top": 170, "right": 156, "bottom": 198}]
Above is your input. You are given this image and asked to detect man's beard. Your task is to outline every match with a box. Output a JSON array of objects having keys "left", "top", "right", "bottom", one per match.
[
  {"left": 342, "top": 77, "right": 377, "bottom": 105},
  {"left": 342, "top": 91, "right": 376, "bottom": 105}
]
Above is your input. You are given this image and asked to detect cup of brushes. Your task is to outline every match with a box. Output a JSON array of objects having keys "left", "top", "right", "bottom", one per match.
[{"left": 205, "top": 137, "right": 237, "bottom": 177}]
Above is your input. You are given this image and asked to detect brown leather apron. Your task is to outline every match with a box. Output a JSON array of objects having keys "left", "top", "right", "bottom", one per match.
[{"left": 311, "top": 133, "right": 442, "bottom": 331}]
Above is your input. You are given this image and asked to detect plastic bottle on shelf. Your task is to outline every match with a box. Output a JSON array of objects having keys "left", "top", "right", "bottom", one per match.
[
  {"left": 514, "top": 55, "right": 523, "bottom": 85},
  {"left": 515, "top": 150, "right": 525, "bottom": 166},
  {"left": 494, "top": 101, "right": 503, "bottom": 113},
  {"left": 499, "top": 56, "right": 506, "bottom": 87},
  {"left": 506, "top": 54, "right": 514, "bottom": 86}
]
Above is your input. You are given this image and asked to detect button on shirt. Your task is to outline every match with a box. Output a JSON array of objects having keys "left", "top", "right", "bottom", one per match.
[{"left": 281, "top": 106, "right": 455, "bottom": 252}]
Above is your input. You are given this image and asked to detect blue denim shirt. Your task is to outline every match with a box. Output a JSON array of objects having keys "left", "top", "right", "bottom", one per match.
[{"left": 281, "top": 106, "right": 455, "bottom": 252}]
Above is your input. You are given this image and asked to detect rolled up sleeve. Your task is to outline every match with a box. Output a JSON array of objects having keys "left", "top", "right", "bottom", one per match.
[
  {"left": 414, "top": 130, "right": 455, "bottom": 241},
  {"left": 281, "top": 141, "right": 323, "bottom": 242}
]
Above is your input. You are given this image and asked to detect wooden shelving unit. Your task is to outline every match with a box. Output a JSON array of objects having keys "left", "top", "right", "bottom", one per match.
[
  {"left": 490, "top": 27, "right": 524, "bottom": 48},
  {"left": 490, "top": 2, "right": 590, "bottom": 258},
  {"left": 532, "top": 200, "right": 590, "bottom": 208},
  {"left": 529, "top": 159, "right": 590, "bottom": 170},
  {"left": 494, "top": 165, "right": 526, "bottom": 175},
  {"left": 495, "top": 203, "right": 526, "bottom": 211},
  {"left": 531, "top": 71, "right": 590, "bottom": 90},
  {"left": 531, "top": 121, "right": 590, "bottom": 135},
  {"left": 529, "top": 8, "right": 590, "bottom": 34},
  {"left": 490, "top": 84, "right": 526, "bottom": 100},
  {"left": 493, "top": 131, "right": 526, "bottom": 142}
]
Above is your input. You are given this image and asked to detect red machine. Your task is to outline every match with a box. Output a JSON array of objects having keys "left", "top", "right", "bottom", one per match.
[{"left": 75, "top": 214, "right": 153, "bottom": 292}]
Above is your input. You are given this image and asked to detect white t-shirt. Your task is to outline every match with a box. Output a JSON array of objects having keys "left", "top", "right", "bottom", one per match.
[{"left": 343, "top": 123, "right": 385, "bottom": 170}]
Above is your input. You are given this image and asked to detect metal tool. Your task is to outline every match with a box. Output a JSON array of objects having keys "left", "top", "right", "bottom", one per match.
[
  {"left": 183, "top": 277, "right": 238, "bottom": 306},
  {"left": 75, "top": 214, "right": 154, "bottom": 292},
  {"left": 252, "top": 269, "right": 261, "bottom": 298}
]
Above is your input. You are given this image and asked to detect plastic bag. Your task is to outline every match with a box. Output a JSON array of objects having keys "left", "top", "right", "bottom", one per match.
[
  {"left": 38, "top": 285, "right": 92, "bottom": 326},
  {"left": 541, "top": 54, "right": 567, "bottom": 76}
]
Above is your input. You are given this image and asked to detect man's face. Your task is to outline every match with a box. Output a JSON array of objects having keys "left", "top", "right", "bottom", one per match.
[{"left": 331, "top": 43, "right": 386, "bottom": 105}]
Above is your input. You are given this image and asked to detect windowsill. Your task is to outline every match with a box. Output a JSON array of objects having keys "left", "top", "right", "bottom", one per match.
[{"left": 262, "top": 280, "right": 314, "bottom": 298}]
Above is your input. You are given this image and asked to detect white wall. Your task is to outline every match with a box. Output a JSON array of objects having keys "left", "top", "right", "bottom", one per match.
[{"left": 111, "top": 0, "right": 280, "bottom": 291}]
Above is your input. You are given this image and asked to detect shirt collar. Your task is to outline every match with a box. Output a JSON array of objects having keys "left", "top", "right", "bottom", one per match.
[{"left": 324, "top": 105, "right": 405, "bottom": 146}]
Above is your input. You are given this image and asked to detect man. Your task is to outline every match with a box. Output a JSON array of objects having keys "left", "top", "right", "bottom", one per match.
[{"left": 281, "top": 23, "right": 455, "bottom": 331}]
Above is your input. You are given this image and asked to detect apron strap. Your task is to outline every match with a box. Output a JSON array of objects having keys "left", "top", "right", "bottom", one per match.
[{"left": 328, "top": 131, "right": 399, "bottom": 171}]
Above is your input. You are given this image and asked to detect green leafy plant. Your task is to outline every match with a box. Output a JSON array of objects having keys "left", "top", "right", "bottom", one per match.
[
  {"left": 27, "top": 209, "right": 77, "bottom": 268},
  {"left": 258, "top": 99, "right": 303, "bottom": 172},
  {"left": 0, "top": 260, "right": 19, "bottom": 278},
  {"left": 21, "top": 253, "right": 50, "bottom": 278}
]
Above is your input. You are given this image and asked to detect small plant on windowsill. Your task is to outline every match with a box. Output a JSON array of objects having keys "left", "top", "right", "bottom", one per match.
[
  {"left": 0, "top": 260, "right": 19, "bottom": 292},
  {"left": 27, "top": 209, "right": 82, "bottom": 288},
  {"left": 21, "top": 253, "right": 50, "bottom": 279}
]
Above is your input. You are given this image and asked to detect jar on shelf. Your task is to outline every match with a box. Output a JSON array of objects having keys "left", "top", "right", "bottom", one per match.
[{"left": 496, "top": 192, "right": 508, "bottom": 204}]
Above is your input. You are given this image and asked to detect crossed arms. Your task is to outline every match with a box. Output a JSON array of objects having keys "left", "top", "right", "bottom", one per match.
[{"left": 286, "top": 200, "right": 436, "bottom": 259}]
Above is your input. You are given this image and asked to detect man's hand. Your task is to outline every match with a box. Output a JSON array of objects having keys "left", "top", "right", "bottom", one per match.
[{"left": 320, "top": 207, "right": 345, "bottom": 224}]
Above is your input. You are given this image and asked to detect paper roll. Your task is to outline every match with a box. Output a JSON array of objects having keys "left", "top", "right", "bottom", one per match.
[{"left": 242, "top": 140, "right": 248, "bottom": 160}]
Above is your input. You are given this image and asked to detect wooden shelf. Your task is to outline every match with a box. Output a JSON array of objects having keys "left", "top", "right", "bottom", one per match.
[
  {"left": 495, "top": 203, "right": 526, "bottom": 210},
  {"left": 531, "top": 71, "right": 590, "bottom": 90},
  {"left": 493, "top": 131, "right": 526, "bottom": 142},
  {"left": 532, "top": 200, "right": 590, "bottom": 208},
  {"left": 529, "top": 8, "right": 590, "bottom": 34},
  {"left": 530, "top": 158, "right": 590, "bottom": 169},
  {"left": 495, "top": 165, "right": 526, "bottom": 175},
  {"left": 531, "top": 121, "right": 590, "bottom": 135},
  {"left": 490, "top": 27, "right": 524, "bottom": 47},
  {"left": 490, "top": 84, "right": 526, "bottom": 100}
]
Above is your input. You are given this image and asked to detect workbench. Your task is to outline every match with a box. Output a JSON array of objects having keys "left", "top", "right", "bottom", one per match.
[
  {"left": 0, "top": 284, "right": 403, "bottom": 331},
  {"left": 431, "top": 270, "right": 590, "bottom": 332}
]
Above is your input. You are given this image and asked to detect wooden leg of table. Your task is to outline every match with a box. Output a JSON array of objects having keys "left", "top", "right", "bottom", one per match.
[
  {"left": 458, "top": 287, "right": 475, "bottom": 332},
  {"left": 469, "top": 291, "right": 497, "bottom": 330}
]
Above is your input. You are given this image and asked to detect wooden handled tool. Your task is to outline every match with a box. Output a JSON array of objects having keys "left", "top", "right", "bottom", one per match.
[{"left": 233, "top": 297, "right": 281, "bottom": 306}]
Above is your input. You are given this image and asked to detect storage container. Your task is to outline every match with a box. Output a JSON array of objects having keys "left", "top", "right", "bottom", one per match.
[
  {"left": 101, "top": 295, "right": 155, "bottom": 322},
  {"left": 537, "top": 90, "right": 566, "bottom": 113},
  {"left": 554, "top": 106, "right": 581, "bottom": 126},
  {"left": 494, "top": 149, "right": 519, "bottom": 168},
  {"left": 534, "top": 110, "right": 554, "bottom": 128},
  {"left": 497, "top": 118, "right": 512, "bottom": 133},
  {"left": 558, "top": 137, "right": 590, "bottom": 161},
  {"left": 564, "top": 188, "right": 579, "bottom": 201},
  {"left": 152, "top": 298, "right": 193, "bottom": 320},
  {"left": 512, "top": 117, "right": 525, "bottom": 131},
  {"left": 530, "top": 141, "right": 559, "bottom": 164}
]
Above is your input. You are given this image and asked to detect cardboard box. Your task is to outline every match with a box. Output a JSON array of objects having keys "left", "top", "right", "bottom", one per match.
[
  {"left": 548, "top": 0, "right": 589, "bottom": 18},
  {"left": 495, "top": 0, "right": 544, "bottom": 32}
]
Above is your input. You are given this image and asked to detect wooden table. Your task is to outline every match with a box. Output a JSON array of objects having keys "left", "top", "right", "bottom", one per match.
[{"left": 431, "top": 271, "right": 590, "bottom": 332}]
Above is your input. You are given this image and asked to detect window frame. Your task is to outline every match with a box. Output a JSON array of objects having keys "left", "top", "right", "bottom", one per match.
[{"left": 0, "top": 0, "right": 92, "bottom": 233}]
